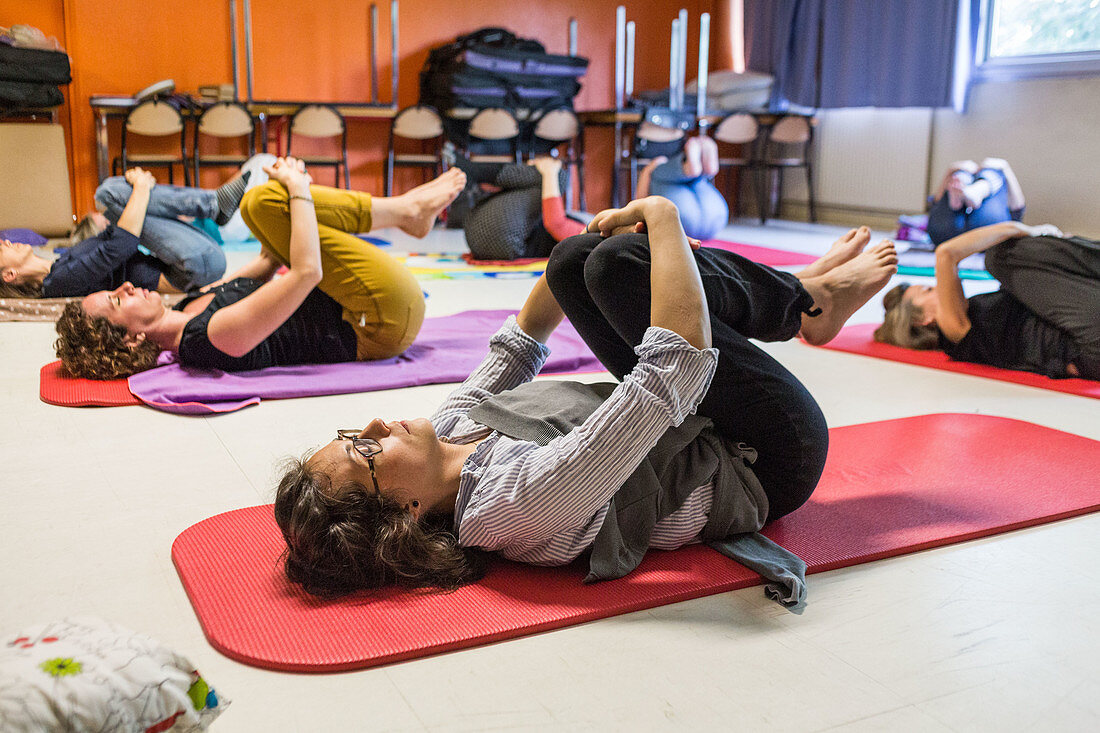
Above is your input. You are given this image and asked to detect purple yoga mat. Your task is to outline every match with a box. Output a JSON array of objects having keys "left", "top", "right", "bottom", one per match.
[{"left": 128, "top": 310, "right": 601, "bottom": 415}]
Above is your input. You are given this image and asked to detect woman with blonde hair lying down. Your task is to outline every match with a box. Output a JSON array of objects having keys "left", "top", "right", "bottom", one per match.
[
  {"left": 53, "top": 157, "right": 466, "bottom": 379},
  {"left": 1, "top": 167, "right": 236, "bottom": 298},
  {"left": 876, "top": 221, "right": 1100, "bottom": 380}
]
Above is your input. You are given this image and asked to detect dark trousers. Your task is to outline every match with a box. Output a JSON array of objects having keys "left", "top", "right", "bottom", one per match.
[
  {"left": 985, "top": 235, "right": 1100, "bottom": 379},
  {"left": 927, "top": 168, "right": 1019, "bottom": 246},
  {"left": 546, "top": 233, "right": 829, "bottom": 521}
]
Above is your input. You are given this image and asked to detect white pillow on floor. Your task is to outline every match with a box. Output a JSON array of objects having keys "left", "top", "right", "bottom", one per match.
[{"left": 0, "top": 616, "right": 229, "bottom": 732}]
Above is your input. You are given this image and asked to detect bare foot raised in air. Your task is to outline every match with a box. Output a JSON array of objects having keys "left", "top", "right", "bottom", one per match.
[
  {"left": 798, "top": 240, "right": 898, "bottom": 346},
  {"left": 795, "top": 226, "right": 872, "bottom": 280},
  {"left": 394, "top": 168, "right": 467, "bottom": 238}
]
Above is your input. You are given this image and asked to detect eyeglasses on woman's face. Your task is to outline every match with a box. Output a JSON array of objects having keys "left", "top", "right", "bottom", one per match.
[{"left": 336, "top": 429, "right": 382, "bottom": 495}]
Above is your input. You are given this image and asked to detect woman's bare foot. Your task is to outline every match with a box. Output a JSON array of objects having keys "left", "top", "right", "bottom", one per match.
[
  {"left": 392, "top": 168, "right": 467, "bottom": 238},
  {"left": 798, "top": 240, "right": 898, "bottom": 346},
  {"left": 699, "top": 136, "right": 720, "bottom": 177},
  {"left": 684, "top": 137, "right": 704, "bottom": 178},
  {"left": 795, "top": 226, "right": 872, "bottom": 280},
  {"left": 946, "top": 175, "right": 966, "bottom": 210}
]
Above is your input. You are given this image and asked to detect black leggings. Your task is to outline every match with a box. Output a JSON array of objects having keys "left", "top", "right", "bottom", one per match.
[
  {"left": 546, "top": 233, "right": 829, "bottom": 521},
  {"left": 985, "top": 235, "right": 1100, "bottom": 380}
]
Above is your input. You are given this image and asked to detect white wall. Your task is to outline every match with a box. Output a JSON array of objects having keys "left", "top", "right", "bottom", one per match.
[
  {"left": 931, "top": 75, "right": 1100, "bottom": 238},
  {"left": 783, "top": 75, "right": 1100, "bottom": 238}
]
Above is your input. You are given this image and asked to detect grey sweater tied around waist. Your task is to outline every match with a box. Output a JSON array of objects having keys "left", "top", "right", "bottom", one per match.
[{"left": 468, "top": 380, "right": 808, "bottom": 609}]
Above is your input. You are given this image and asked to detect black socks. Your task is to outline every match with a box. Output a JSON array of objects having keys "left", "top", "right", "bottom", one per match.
[{"left": 214, "top": 170, "right": 251, "bottom": 225}]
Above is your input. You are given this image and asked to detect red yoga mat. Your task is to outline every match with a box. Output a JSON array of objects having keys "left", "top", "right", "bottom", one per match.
[
  {"left": 172, "top": 414, "right": 1100, "bottom": 672},
  {"left": 817, "top": 323, "right": 1100, "bottom": 400},
  {"left": 39, "top": 360, "right": 140, "bottom": 407}
]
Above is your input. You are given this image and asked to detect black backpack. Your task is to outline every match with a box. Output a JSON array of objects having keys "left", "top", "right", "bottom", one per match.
[
  {"left": 0, "top": 44, "right": 71, "bottom": 114},
  {"left": 419, "top": 27, "right": 588, "bottom": 150}
]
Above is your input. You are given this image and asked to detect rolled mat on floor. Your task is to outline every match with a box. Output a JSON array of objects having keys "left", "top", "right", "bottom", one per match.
[
  {"left": 815, "top": 323, "right": 1100, "bottom": 399},
  {"left": 39, "top": 361, "right": 141, "bottom": 407},
  {"left": 172, "top": 414, "right": 1100, "bottom": 672},
  {"left": 39, "top": 310, "right": 602, "bottom": 414}
]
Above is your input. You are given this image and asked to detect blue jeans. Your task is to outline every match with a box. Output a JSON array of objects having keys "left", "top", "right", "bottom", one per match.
[
  {"left": 927, "top": 168, "right": 1021, "bottom": 246},
  {"left": 546, "top": 233, "right": 828, "bottom": 521},
  {"left": 649, "top": 154, "right": 730, "bottom": 241},
  {"left": 95, "top": 177, "right": 227, "bottom": 290}
]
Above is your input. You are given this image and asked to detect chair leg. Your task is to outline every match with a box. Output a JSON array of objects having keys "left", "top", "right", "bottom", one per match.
[
  {"left": 757, "top": 167, "right": 768, "bottom": 225},
  {"left": 563, "top": 164, "right": 574, "bottom": 211},
  {"left": 385, "top": 151, "right": 394, "bottom": 197},
  {"left": 805, "top": 162, "right": 817, "bottom": 222},
  {"left": 577, "top": 159, "right": 587, "bottom": 212}
]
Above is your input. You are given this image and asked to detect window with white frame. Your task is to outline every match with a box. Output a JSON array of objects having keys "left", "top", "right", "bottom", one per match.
[{"left": 978, "top": 0, "right": 1100, "bottom": 79}]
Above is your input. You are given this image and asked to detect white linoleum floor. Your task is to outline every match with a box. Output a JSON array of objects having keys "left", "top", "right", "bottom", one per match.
[{"left": 2, "top": 218, "right": 1098, "bottom": 732}]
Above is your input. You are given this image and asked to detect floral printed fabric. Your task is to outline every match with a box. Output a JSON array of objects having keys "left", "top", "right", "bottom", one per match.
[{"left": 0, "top": 616, "right": 229, "bottom": 732}]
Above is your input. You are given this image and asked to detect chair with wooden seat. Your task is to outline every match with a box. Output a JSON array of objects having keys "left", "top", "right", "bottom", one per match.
[
  {"left": 287, "top": 104, "right": 349, "bottom": 188},
  {"left": 384, "top": 105, "right": 445, "bottom": 196},
  {"left": 709, "top": 112, "right": 761, "bottom": 218},
  {"left": 114, "top": 98, "right": 189, "bottom": 185},
  {"left": 192, "top": 101, "right": 255, "bottom": 184},
  {"left": 464, "top": 107, "right": 521, "bottom": 164},
  {"left": 529, "top": 107, "right": 586, "bottom": 211},
  {"left": 758, "top": 114, "right": 816, "bottom": 224}
]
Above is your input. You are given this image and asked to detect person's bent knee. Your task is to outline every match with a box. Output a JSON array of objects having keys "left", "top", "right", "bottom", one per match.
[
  {"left": 240, "top": 181, "right": 288, "bottom": 224},
  {"left": 581, "top": 234, "right": 651, "bottom": 293},
  {"left": 93, "top": 177, "right": 132, "bottom": 211},
  {"left": 546, "top": 232, "right": 603, "bottom": 295}
]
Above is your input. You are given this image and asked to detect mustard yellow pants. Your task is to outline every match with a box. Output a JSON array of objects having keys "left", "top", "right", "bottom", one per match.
[{"left": 240, "top": 182, "right": 425, "bottom": 360}]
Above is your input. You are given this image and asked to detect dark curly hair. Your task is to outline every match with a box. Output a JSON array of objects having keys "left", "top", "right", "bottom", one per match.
[
  {"left": 274, "top": 457, "right": 487, "bottom": 598},
  {"left": 54, "top": 301, "right": 162, "bottom": 379},
  {"left": 873, "top": 283, "right": 941, "bottom": 351}
]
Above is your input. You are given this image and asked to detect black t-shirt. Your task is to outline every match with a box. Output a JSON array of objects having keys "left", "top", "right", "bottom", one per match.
[
  {"left": 176, "top": 278, "right": 357, "bottom": 371},
  {"left": 41, "top": 225, "right": 165, "bottom": 297},
  {"left": 940, "top": 290, "right": 1079, "bottom": 378}
]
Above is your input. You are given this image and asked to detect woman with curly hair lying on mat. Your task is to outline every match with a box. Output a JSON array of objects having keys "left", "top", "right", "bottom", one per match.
[
  {"left": 1, "top": 166, "right": 237, "bottom": 298},
  {"left": 875, "top": 221, "right": 1100, "bottom": 380},
  {"left": 274, "top": 196, "right": 898, "bottom": 599},
  {"left": 53, "top": 157, "right": 466, "bottom": 379}
]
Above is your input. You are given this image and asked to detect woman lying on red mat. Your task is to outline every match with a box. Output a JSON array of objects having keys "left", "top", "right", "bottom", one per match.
[
  {"left": 275, "top": 197, "right": 898, "bottom": 599},
  {"left": 51, "top": 157, "right": 465, "bottom": 380},
  {"left": 875, "top": 221, "right": 1100, "bottom": 380}
]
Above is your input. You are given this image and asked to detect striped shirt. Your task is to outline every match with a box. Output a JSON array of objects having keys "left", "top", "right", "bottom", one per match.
[{"left": 431, "top": 316, "right": 719, "bottom": 566}]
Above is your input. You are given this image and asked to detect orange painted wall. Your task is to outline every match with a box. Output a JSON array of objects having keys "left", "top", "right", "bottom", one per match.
[{"left": 7, "top": 0, "right": 728, "bottom": 215}]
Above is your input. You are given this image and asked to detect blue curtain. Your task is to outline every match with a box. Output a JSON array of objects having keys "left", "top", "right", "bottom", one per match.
[{"left": 745, "top": 0, "right": 978, "bottom": 111}]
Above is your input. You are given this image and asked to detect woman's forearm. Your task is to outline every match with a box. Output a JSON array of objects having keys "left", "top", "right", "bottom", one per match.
[
  {"left": 285, "top": 183, "right": 323, "bottom": 283},
  {"left": 516, "top": 275, "right": 564, "bottom": 344},
  {"left": 936, "top": 221, "right": 1028, "bottom": 265},
  {"left": 646, "top": 201, "right": 711, "bottom": 350},
  {"left": 115, "top": 182, "right": 152, "bottom": 238}
]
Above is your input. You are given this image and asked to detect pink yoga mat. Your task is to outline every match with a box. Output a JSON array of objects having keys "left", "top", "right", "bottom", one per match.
[
  {"left": 817, "top": 323, "right": 1100, "bottom": 400},
  {"left": 463, "top": 241, "right": 818, "bottom": 269},
  {"left": 172, "top": 414, "right": 1100, "bottom": 672},
  {"left": 701, "top": 240, "right": 818, "bottom": 266}
]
